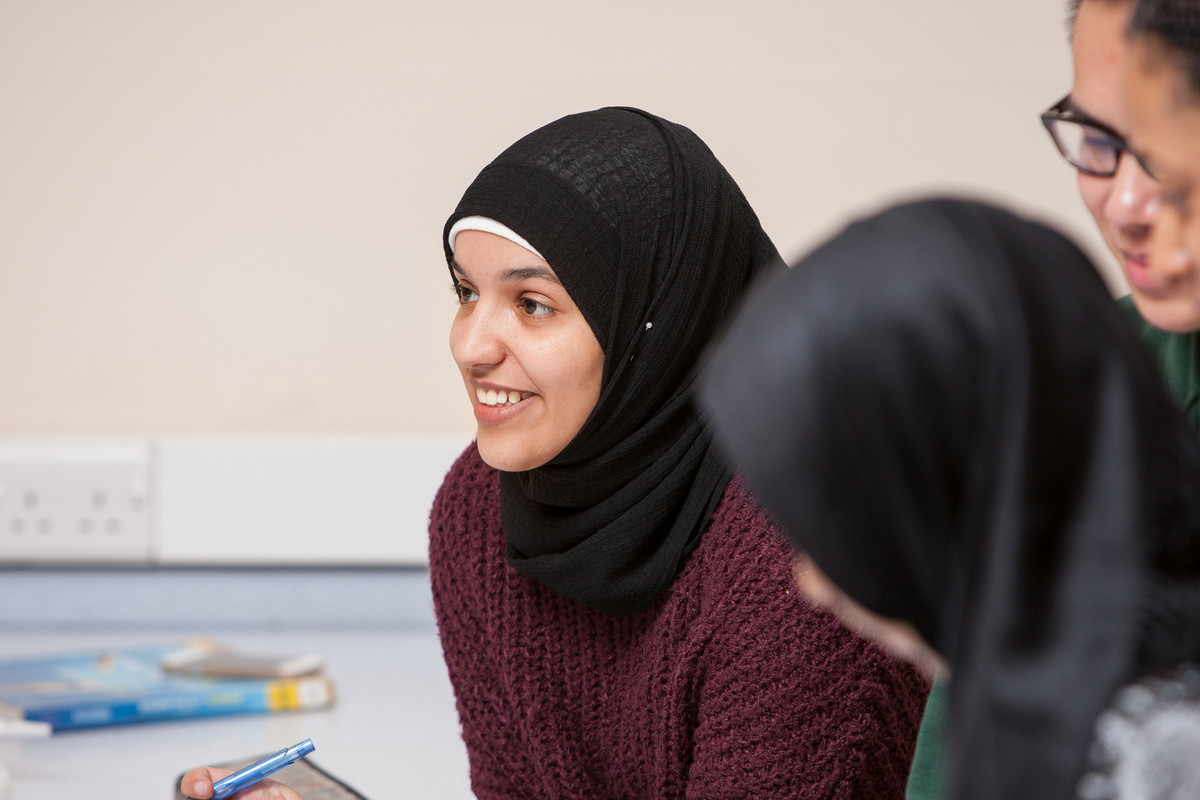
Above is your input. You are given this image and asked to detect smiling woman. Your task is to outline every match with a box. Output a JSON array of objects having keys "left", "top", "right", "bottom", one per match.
[
  {"left": 174, "top": 104, "right": 930, "bottom": 800},
  {"left": 437, "top": 107, "right": 785, "bottom": 619},
  {"left": 424, "top": 107, "right": 929, "bottom": 799},
  {"left": 1055, "top": 0, "right": 1163, "bottom": 321},
  {"left": 447, "top": 228, "right": 603, "bottom": 473},
  {"left": 1124, "top": 0, "right": 1200, "bottom": 333}
]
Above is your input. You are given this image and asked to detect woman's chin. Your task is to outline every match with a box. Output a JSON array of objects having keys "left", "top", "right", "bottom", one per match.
[
  {"left": 475, "top": 437, "right": 551, "bottom": 473},
  {"left": 1133, "top": 293, "right": 1200, "bottom": 333}
]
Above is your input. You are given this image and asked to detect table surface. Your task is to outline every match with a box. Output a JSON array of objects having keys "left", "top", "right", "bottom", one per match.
[{"left": 1, "top": 629, "right": 473, "bottom": 800}]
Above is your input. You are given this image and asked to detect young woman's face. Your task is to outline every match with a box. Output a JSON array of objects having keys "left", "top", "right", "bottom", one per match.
[
  {"left": 1071, "top": 0, "right": 1164, "bottom": 319},
  {"left": 1125, "top": 39, "right": 1200, "bottom": 332},
  {"left": 449, "top": 230, "right": 605, "bottom": 472}
]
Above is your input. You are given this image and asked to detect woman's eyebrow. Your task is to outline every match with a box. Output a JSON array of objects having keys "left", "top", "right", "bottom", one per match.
[
  {"left": 1062, "top": 96, "right": 1108, "bottom": 128},
  {"left": 499, "top": 266, "right": 562, "bottom": 285},
  {"left": 451, "top": 259, "right": 562, "bottom": 286}
]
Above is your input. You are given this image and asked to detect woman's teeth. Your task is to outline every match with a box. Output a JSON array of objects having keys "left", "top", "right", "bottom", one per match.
[{"left": 477, "top": 387, "right": 527, "bottom": 406}]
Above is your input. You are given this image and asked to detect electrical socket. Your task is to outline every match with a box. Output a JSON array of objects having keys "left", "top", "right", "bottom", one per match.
[{"left": 0, "top": 442, "right": 154, "bottom": 562}]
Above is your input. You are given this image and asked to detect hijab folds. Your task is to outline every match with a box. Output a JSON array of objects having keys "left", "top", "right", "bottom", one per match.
[
  {"left": 699, "top": 198, "right": 1200, "bottom": 800},
  {"left": 444, "top": 107, "right": 780, "bottom": 617}
]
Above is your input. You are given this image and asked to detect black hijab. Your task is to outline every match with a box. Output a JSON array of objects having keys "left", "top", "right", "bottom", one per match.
[
  {"left": 444, "top": 107, "right": 780, "bottom": 617},
  {"left": 699, "top": 198, "right": 1200, "bottom": 800}
]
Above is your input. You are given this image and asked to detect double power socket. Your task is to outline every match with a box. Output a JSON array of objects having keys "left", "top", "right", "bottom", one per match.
[{"left": 0, "top": 442, "right": 153, "bottom": 562}]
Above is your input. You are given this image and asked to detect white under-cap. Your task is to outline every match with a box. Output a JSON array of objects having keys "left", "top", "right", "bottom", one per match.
[{"left": 447, "top": 216, "right": 544, "bottom": 259}]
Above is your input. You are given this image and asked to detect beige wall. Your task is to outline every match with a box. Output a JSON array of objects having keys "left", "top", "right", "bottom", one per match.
[{"left": 0, "top": 0, "right": 1107, "bottom": 436}]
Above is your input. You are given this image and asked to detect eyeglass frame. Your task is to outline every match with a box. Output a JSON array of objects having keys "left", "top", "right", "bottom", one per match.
[{"left": 1039, "top": 94, "right": 1156, "bottom": 179}]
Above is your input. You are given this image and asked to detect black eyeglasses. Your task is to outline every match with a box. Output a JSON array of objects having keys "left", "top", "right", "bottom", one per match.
[{"left": 1040, "top": 94, "right": 1155, "bottom": 178}]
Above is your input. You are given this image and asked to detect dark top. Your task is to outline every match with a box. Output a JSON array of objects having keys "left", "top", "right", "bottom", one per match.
[
  {"left": 907, "top": 295, "right": 1200, "bottom": 800},
  {"left": 430, "top": 444, "right": 929, "bottom": 799},
  {"left": 700, "top": 199, "right": 1200, "bottom": 800}
]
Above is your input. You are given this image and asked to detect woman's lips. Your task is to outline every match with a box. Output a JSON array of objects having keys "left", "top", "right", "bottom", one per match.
[
  {"left": 475, "top": 386, "right": 530, "bottom": 407},
  {"left": 471, "top": 384, "right": 534, "bottom": 423},
  {"left": 1124, "top": 251, "right": 1161, "bottom": 292}
]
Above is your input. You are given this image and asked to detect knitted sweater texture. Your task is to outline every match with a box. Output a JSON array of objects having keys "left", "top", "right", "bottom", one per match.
[{"left": 430, "top": 444, "right": 928, "bottom": 799}]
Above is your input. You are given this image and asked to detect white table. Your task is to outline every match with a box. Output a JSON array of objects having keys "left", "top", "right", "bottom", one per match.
[{"left": 1, "top": 629, "right": 473, "bottom": 800}]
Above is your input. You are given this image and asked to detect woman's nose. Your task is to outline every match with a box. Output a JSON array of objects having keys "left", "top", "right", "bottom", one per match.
[
  {"left": 1105, "top": 154, "right": 1159, "bottom": 233},
  {"left": 450, "top": 302, "right": 506, "bottom": 370},
  {"left": 1149, "top": 207, "right": 1194, "bottom": 281}
]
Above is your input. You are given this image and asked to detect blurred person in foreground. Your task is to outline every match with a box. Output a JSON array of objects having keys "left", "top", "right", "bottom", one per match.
[{"left": 700, "top": 197, "right": 1200, "bottom": 800}]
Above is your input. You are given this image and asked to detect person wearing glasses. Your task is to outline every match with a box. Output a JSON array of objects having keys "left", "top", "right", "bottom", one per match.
[
  {"left": 1120, "top": 0, "right": 1200, "bottom": 429},
  {"left": 1042, "top": 0, "right": 1200, "bottom": 428},
  {"left": 1042, "top": 0, "right": 1161, "bottom": 319}
]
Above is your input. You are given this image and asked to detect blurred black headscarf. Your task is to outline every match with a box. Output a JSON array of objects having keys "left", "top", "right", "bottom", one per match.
[
  {"left": 445, "top": 107, "right": 780, "bottom": 617},
  {"left": 699, "top": 198, "right": 1200, "bottom": 800}
]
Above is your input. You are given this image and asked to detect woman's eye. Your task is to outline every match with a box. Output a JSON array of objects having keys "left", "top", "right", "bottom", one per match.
[
  {"left": 1081, "top": 133, "right": 1115, "bottom": 154},
  {"left": 520, "top": 297, "right": 553, "bottom": 317},
  {"left": 453, "top": 283, "right": 478, "bottom": 304}
]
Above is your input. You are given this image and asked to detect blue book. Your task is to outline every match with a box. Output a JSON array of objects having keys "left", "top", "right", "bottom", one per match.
[{"left": 0, "top": 642, "right": 335, "bottom": 731}]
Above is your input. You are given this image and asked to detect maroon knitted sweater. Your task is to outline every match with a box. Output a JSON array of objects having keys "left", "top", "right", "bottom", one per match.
[{"left": 430, "top": 444, "right": 928, "bottom": 799}]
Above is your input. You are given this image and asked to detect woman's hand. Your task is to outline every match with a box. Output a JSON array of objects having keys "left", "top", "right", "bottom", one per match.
[
  {"left": 179, "top": 766, "right": 307, "bottom": 800},
  {"left": 793, "top": 556, "right": 950, "bottom": 681}
]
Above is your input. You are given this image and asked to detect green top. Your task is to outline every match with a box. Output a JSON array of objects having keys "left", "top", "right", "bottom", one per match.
[
  {"left": 905, "top": 680, "right": 948, "bottom": 800},
  {"left": 1117, "top": 295, "right": 1200, "bottom": 429},
  {"left": 905, "top": 297, "right": 1200, "bottom": 800}
]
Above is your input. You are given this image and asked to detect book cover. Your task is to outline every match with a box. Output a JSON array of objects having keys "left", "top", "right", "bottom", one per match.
[{"left": 0, "top": 642, "right": 335, "bottom": 732}]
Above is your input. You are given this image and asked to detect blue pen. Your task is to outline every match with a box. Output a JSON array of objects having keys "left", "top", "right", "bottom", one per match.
[{"left": 210, "top": 738, "right": 315, "bottom": 799}]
